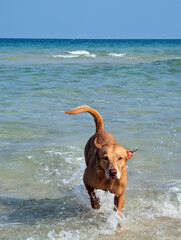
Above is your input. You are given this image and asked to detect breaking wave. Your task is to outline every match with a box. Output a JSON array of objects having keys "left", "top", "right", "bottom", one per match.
[
  {"left": 51, "top": 50, "right": 96, "bottom": 59},
  {"left": 108, "top": 53, "right": 126, "bottom": 57}
]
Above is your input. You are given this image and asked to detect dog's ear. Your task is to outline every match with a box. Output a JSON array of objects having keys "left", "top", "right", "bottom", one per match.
[
  {"left": 94, "top": 137, "right": 102, "bottom": 155},
  {"left": 126, "top": 149, "right": 138, "bottom": 160},
  {"left": 94, "top": 137, "right": 102, "bottom": 149}
]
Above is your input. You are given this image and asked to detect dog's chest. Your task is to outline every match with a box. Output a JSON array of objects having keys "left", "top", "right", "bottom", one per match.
[
  {"left": 101, "top": 180, "right": 117, "bottom": 193},
  {"left": 101, "top": 179, "right": 125, "bottom": 196}
]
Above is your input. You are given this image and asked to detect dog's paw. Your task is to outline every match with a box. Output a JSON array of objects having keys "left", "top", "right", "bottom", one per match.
[
  {"left": 91, "top": 197, "right": 100, "bottom": 209},
  {"left": 92, "top": 202, "right": 101, "bottom": 209}
]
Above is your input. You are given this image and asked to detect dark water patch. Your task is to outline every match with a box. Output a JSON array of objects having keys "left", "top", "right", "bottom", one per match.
[{"left": 0, "top": 195, "right": 88, "bottom": 225}]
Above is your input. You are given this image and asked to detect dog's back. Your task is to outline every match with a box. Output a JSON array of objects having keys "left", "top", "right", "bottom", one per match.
[{"left": 64, "top": 105, "right": 117, "bottom": 166}]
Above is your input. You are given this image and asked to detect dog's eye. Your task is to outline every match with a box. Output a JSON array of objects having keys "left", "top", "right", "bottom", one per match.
[
  {"left": 103, "top": 156, "right": 109, "bottom": 161},
  {"left": 118, "top": 157, "right": 123, "bottom": 161}
]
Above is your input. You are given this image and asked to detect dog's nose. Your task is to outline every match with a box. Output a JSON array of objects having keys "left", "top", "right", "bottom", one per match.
[{"left": 109, "top": 169, "right": 117, "bottom": 176}]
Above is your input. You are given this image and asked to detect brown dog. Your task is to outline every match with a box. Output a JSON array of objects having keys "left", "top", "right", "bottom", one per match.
[{"left": 64, "top": 106, "right": 137, "bottom": 213}]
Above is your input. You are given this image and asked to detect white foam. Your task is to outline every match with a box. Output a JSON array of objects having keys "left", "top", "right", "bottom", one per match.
[
  {"left": 51, "top": 50, "right": 96, "bottom": 59},
  {"left": 47, "top": 210, "right": 122, "bottom": 240},
  {"left": 51, "top": 54, "right": 77, "bottom": 59},
  {"left": 87, "top": 54, "right": 96, "bottom": 58},
  {"left": 67, "top": 50, "right": 96, "bottom": 58},
  {"left": 67, "top": 50, "right": 90, "bottom": 55},
  {"left": 150, "top": 192, "right": 181, "bottom": 219},
  {"left": 73, "top": 186, "right": 126, "bottom": 229},
  {"left": 47, "top": 230, "right": 80, "bottom": 240},
  {"left": 108, "top": 53, "right": 126, "bottom": 57}
]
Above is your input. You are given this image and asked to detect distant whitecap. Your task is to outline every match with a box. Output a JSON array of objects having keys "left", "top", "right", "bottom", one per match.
[
  {"left": 51, "top": 54, "right": 77, "bottom": 58},
  {"left": 51, "top": 50, "right": 96, "bottom": 58},
  {"left": 67, "top": 50, "right": 90, "bottom": 55},
  {"left": 67, "top": 50, "right": 96, "bottom": 58},
  {"left": 108, "top": 53, "right": 126, "bottom": 57}
]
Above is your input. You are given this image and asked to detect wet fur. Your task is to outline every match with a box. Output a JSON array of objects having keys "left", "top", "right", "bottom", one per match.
[{"left": 64, "top": 106, "right": 137, "bottom": 213}]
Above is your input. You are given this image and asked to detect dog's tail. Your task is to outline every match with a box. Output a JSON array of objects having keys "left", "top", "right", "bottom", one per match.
[{"left": 64, "top": 105, "right": 104, "bottom": 133}]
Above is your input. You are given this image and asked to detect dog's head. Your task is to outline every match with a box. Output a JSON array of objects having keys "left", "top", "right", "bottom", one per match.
[{"left": 94, "top": 138, "right": 138, "bottom": 180}]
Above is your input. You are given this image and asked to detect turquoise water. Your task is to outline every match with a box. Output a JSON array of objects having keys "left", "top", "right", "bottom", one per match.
[{"left": 0, "top": 39, "right": 181, "bottom": 239}]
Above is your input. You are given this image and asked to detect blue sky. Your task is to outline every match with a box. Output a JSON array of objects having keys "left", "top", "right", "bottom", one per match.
[{"left": 1, "top": 0, "right": 181, "bottom": 39}]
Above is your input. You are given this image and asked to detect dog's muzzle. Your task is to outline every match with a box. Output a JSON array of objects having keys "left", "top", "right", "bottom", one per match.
[{"left": 106, "top": 168, "right": 120, "bottom": 180}]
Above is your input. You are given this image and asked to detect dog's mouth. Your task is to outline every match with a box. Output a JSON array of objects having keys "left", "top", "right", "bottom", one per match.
[
  {"left": 106, "top": 175, "right": 119, "bottom": 180},
  {"left": 109, "top": 175, "right": 117, "bottom": 180}
]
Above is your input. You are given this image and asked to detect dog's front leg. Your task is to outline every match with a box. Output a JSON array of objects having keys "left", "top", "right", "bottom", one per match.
[
  {"left": 114, "top": 193, "right": 125, "bottom": 213},
  {"left": 114, "top": 194, "right": 126, "bottom": 230},
  {"left": 84, "top": 183, "right": 100, "bottom": 209}
]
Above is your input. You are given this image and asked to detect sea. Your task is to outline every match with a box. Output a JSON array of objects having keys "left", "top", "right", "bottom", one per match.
[{"left": 0, "top": 39, "right": 180, "bottom": 240}]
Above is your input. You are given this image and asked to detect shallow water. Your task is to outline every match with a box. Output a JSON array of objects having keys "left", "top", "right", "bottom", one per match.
[{"left": 0, "top": 39, "right": 181, "bottom": 239}]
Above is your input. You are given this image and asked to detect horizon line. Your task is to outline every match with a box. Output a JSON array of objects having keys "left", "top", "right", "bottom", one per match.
[{"left": 0, "top": 37, "right": 181, "bottom": 41}]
